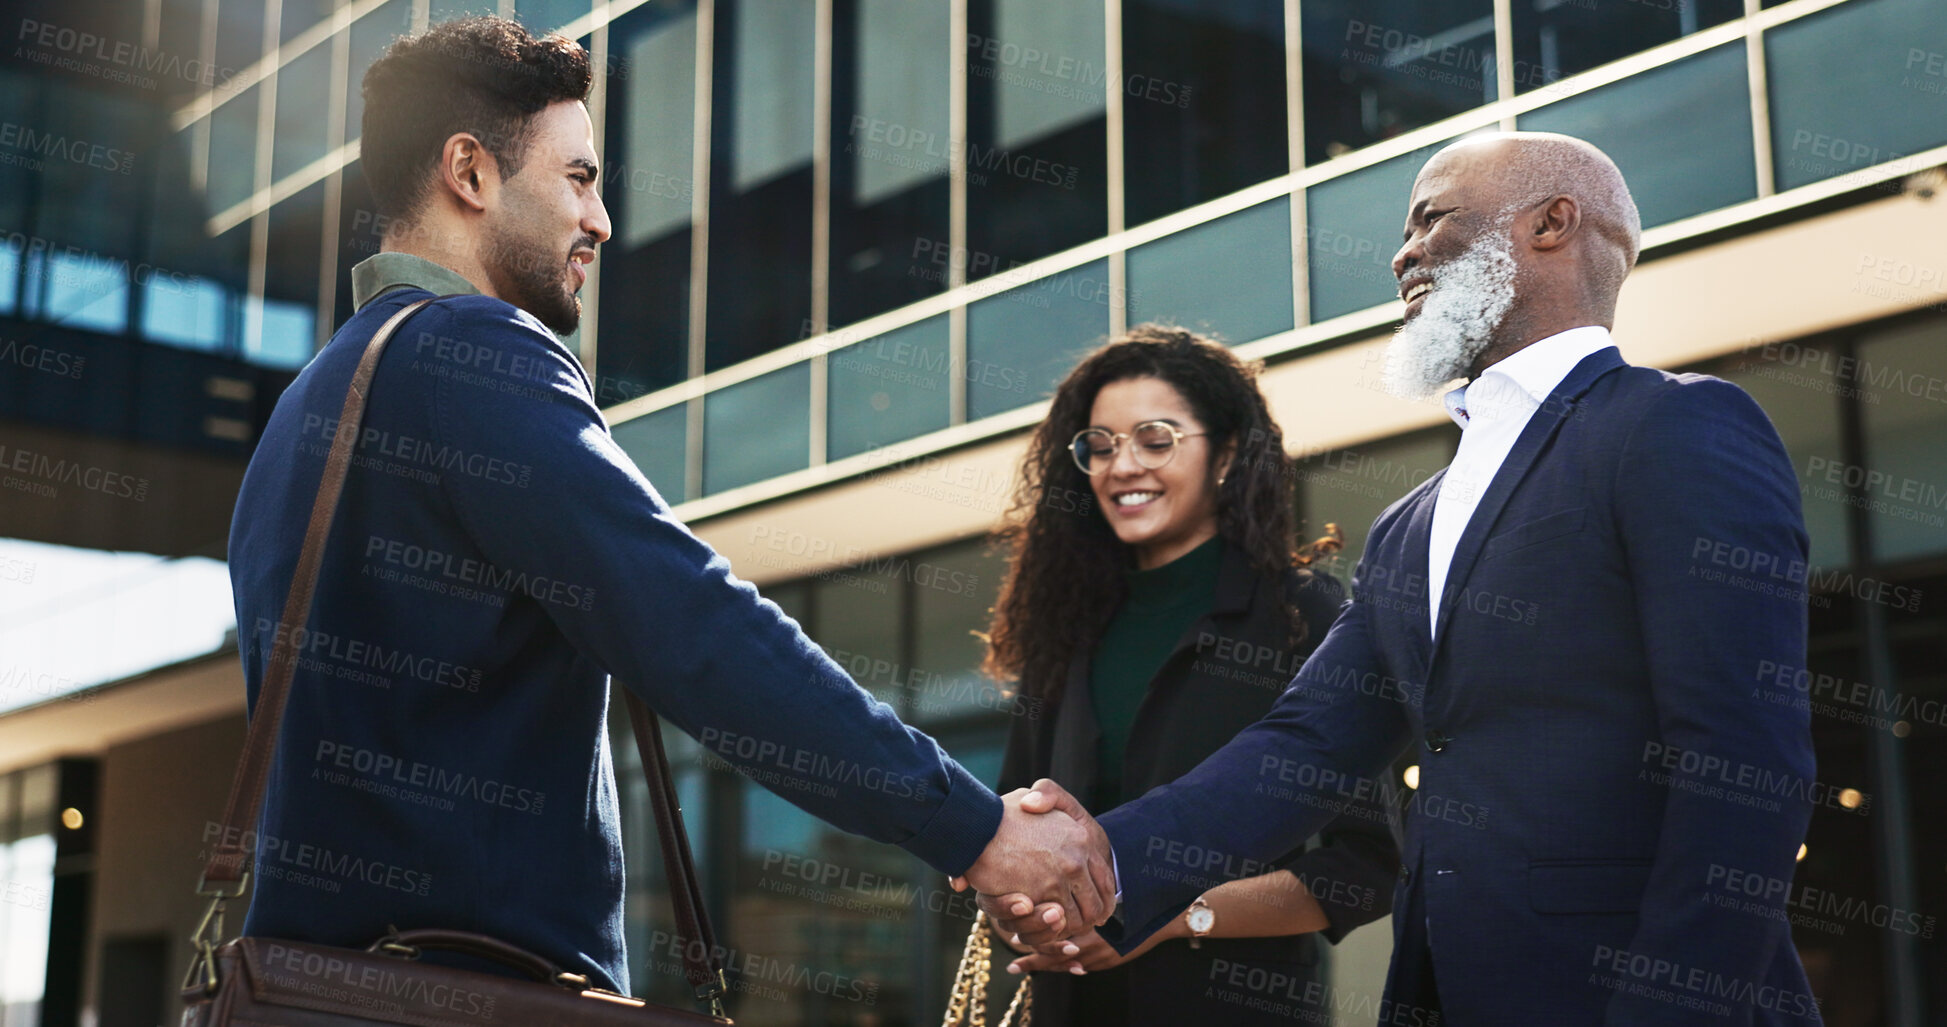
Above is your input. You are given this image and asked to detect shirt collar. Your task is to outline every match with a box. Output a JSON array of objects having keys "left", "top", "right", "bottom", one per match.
[
  {"left": 1444, "top": 325, "right": 1613, "bottom": 428},
  {"left": 350, "top": 252, "right": 482, "bottom": 310}
]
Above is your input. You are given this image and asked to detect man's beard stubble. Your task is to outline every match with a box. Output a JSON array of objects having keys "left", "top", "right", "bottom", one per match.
[
  {"left": 486, "top": 219, "right": 587, "bottom": 335},
  {"left": 1382, "top": 227, "right": 1518, "bottom": 400}
]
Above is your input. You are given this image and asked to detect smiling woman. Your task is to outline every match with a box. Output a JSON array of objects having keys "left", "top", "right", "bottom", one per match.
[{"left": 979, "top": 325, "right": 1397, "bottom": 1027}]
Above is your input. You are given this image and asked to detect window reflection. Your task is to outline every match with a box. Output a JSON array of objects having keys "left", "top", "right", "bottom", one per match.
[
  {"left": 829, "top": 0, "right": 951, "bottom": 326},
  {"left": 345, "top": 0, "right": 413, "bottom": 145},
  {"left": 514, "top": 0, "right": 591, "bottom": 35},
  {"left": 254, "top": 182, "right": 323, "bottom": 368},
  {"left": 1306, "top": 138, "right": 1451, "bottom": 322},
  {"left": 910, "top": 542, "right": 1009, "bottom": 726},
  {"left": 1520, "top": 43, "right": 1753, "bottom": 229},
  {"left": 826, "top": 315, "right": 952, "bottom": 462},
  {"left": 1295, "top": 429, "right": 1453, "bottom": 586},
  {"left": 1122, "top": 0, "right": 1286, "bottom": 226},
  {"left": 1509, "top": 0, "right": 1739, "bottom": 95},
  {"left": 1301, "top": 0, "right": 1492, "bottom": 164},
  {"left": 1126, "top": 195, "right": 1292, "bottom": 343},
  {"left": 965, "top": 0, "right": 1108, "bottom": 274},
  {"left": 1857, "top": 319, "right": 1947, "bottom": 565},
  {"left": 703, "top": 363, "right": 810, "bottom": 494},
  {"left": 272, "top": 41, "right": 333, "bottom": 182},
  {"left": 209, "top": 83, "right": 259, "bottom": 215},
  {"left": 1766, "top": 0, "right": 1947, "bottom": 193},
  {"left": 282, "top": 0, "right": 335, "bottom": 43},
  {"left": 610, "top": 403, "right": 690, "bottom": 505},
  {"left": 599, "top": 1, "right": 698, "bottom": 403},
  {"left": 965, "top": 258, "right": 1112, "bottom": 419},
  {"left": 1718, "top": 351, "right": 1850, "bottom": 573},
  {"left": 706, "top": 0, "right": 815, "bottom": 370}
]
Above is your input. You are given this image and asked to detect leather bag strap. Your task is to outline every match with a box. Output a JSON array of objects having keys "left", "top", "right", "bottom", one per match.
[
  {"left": 623, "top": 691, "right": 726, "bottom": 1008},
  {"left": 203, "top": 296, "right": 438, "bottom": 886},
  {"left": 199, "top": 294, "right": 727, "bottom": 1011}
]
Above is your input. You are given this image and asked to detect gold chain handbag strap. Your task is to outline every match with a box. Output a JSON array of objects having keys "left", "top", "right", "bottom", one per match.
[{"left": 942, "top": 910, "right": 1032, "bottom": 1027}]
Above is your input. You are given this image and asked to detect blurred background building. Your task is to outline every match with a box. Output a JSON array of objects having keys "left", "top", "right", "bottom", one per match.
[{"left": 0, "top": 0, "right": 1943, "bottom": 1023}]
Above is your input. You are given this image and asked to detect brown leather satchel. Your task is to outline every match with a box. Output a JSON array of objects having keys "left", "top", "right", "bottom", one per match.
[{"left": 181, "top": 297, "right": 733, "bottom": 1026}]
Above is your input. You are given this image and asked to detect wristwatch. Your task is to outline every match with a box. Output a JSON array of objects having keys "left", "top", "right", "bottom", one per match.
[{"left": 1183, "top": 896, "right": 1215, "bottom": 949}]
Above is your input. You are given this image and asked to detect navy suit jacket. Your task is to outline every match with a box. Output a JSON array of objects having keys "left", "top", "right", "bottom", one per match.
[{"left": 1098, "top": 347, "right": 1824, "bottom": 1025}]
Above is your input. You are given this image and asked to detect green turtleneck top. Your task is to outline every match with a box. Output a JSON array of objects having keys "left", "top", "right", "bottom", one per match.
[{"left": 1087, "top": 534, "right": 1225, "bottom": 809}]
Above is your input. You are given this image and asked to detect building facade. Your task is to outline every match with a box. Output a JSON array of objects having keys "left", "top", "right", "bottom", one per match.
[{"left": 0, "top": 0, "right": 1943, "bottom": 1023}]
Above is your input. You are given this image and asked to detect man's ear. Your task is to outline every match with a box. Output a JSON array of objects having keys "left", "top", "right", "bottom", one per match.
[
  {"left": 1528, "top": 194, "right": 1580, "bottom": 253},
  {"left": 436, "top": 132, "right": 495, "bottom": 214}
]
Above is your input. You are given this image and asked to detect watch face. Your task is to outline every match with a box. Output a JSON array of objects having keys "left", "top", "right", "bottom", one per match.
[{"left": 1187, "top": 908, "right": 1215, "bottom": 933}]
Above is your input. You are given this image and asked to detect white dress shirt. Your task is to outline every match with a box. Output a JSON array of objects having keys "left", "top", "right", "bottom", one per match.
[{"left": 1426, "top": 326, "right": 1615, "bottom": 637}]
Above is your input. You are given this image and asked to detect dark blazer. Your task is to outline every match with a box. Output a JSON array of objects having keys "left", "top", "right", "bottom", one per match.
[
  {"left": 1000, "top": 541, "right": 1399, "bottom": 1026},
  {"left": 1098, "top": 348, "right": 1822, "bottom": 1026}
]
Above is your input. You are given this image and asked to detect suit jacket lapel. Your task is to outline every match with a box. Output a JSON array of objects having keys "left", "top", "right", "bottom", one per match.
[
  {"left": 1402, "top": 470, "right": 1442, "bottom": 674},
  {"left": 1429, "top": 346, "right": 1626, "bottom": 661}
]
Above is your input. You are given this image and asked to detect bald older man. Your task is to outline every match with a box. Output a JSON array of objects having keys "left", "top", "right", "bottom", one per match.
[{"left": 986, "top": 133, "right": 1821, "bottom": 1024}]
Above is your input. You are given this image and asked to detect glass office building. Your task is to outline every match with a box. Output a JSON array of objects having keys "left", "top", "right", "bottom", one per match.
[{"left": 0, "top": 0, "right": 1943, "bottom": 1023}]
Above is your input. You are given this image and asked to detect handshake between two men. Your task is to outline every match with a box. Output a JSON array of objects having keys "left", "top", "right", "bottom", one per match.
[{"left": 950, "top": 780, "right": 1116, "bottom": 972}]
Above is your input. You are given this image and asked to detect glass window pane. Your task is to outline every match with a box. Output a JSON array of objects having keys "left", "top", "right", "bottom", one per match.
[
  {"left": 346, "top": 0, "right": 413, "bottom": 144},
  {"left": 0, "top": 245, "right": 16, "bottom": 316},
  {"left": 1857, "top": 319, "right": 1947, "bottom": 565},
  {"left": 1126, "top": 195, "right": 1292, "bottom": 344},
  {"left": 1716, "top": 350, "right": 1850, "bottom": 573},
  {"left": 1122, "top": 0, "right": 1286, "bottom": 225},
  {"left": 729, "top": 0, "right": 815, "bottom": 191},
  {"left": 430, "top": 0, "right": 497, "bottom": 24},
  {"left": 0, "top": 70, "right": 36, "bottom": 235},
  {"left": 1, "top": 833, "right": 54, "bottom": 1020},
  {"left": 829, "top": 0, "right": 950, "bottom": 326},
  {"left": 706, "top": 0, "right": 814, "bottom": 370},
  {"left": 827, "top": 316, "right": 952, "bottom": 461},
  {"left": 209, "top": 84, "right": 260, "bottom": 215},
  {"left": 42, "top": 250, "right": 130, "bottom": 334},
  {"left": 610, "top": 402, "right": 689, "bottom": 505},
  {"left": 1767, "top": 0, "right": 1947, "bottom": 193},
  {"left": 1302, "top": 1, "right": 1492, "bottom": 165},
  {"left": 282, "top": 0, "right": 334, "bottom": 43},
  {"left": 729, "top": 777, "right": 917, "bottom": 1022},
  {"left": 216, "top": 0, "right": 267, "bottom": 74},
  {"left": 599, "top": 1, "right": 696, "bottom": 401},
  {"left": 1306, "top": 138, "right": 1450, "bottom": 322},
  {"left": 272, "top": 42, "right": 333, "bottom": 181},
  {"left": 254, "top": 298, "right": 316, "bottom": 367},
  {"left": 27, "top": 83, "right": 148, "bottom": 258},
  {"left": 704, "top": 364, "right": 810, "bottom": 494},
  {"left": 910, "top": 542, "right": 1008, "bottom": 725},
  {"left": 965, "top": 259, "right": 1111, "bottom": 420},
  {"left": 1296, "top": 430, "right": 1452, "bottom": 586},
  {"left": 255, "top": 183, "right": 324, "bottom": 367},
  {"left": 1520, "top": 43, "right": 1754, "bottom": 229},
  {"left": 1511, "top": 0, "right": 1740, "bottom": 94},
  {"left": 810, "top": 567, "right": 905, "bottom": 708},
  {"left": 964, "top": 0, "right": 1108, "bottom": 273},
  {"left": 142, "top": 276, "right": 230, "bottom": 351},
  {"left": 515, "top": 0, "right": 592, "bottom": 35}
]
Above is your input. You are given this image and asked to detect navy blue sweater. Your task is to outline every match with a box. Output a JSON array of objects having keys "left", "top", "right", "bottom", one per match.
[{"left": 229, "top": 284, "right": 1002, "bottom": 992}]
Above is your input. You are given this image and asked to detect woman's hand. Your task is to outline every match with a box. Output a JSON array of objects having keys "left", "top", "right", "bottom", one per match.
[{"left": 1003, "top": 923, "right": 1178, "bottom": 976}]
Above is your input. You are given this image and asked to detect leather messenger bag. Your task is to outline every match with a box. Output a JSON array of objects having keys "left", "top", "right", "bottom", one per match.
[{"left": 181, "top": 298, "right": 733, "bottom": 1026}]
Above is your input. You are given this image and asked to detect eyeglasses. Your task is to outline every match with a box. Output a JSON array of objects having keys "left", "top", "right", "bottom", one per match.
[{"left": 1069, "top": 421, "right": 1208, "bottom": 475}]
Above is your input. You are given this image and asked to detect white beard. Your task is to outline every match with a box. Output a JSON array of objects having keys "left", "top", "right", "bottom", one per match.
[{"left": 1382, "top": 229, "right": 1518, "bottom": 400}]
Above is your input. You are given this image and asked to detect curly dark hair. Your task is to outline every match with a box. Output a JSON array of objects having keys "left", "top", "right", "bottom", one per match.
[
  {"left": 360, "top": 16, "right": 593, "bottom": 222},
  {"left": 984, "top": 324, "right": 1340, "bottom": 702}
]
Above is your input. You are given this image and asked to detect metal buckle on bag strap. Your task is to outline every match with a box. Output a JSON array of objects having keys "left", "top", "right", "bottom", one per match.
[
  {"left": 696, "top": 969, "right": 728, "bottom": 1019},
  {"left": 181, "top": 873, "right": 251, "bottom": 995}
]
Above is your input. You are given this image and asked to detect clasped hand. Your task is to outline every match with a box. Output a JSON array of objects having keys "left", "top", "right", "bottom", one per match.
[{"left": 950, "top": 779, "right": 1112, "bottom": 958}]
